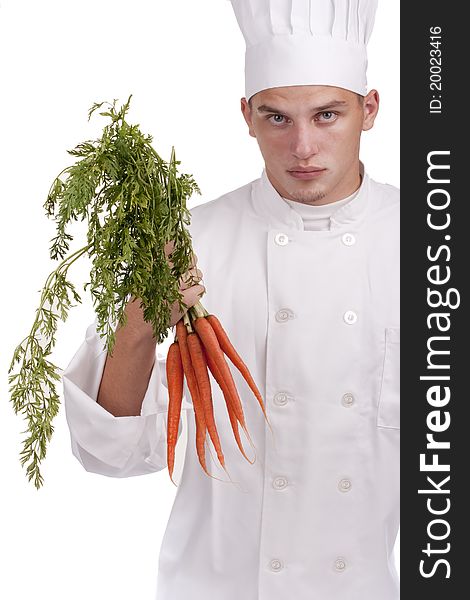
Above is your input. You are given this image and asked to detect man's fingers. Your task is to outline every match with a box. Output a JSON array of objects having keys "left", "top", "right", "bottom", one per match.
[
  {"left": 179, "top": 267, "right": 203, "bottom": 290},
  {"left": 170, "top": 284, "right": 206, "bottom": 327}
]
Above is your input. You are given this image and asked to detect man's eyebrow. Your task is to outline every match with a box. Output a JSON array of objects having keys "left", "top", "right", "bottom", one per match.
[{"left": 256, "top": 100, "right": 348, "bottom": 114}]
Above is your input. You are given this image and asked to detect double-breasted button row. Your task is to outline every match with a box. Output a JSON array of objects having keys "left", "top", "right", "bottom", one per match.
[{"left": 270, "top": 229, "right": 355, "bottom": 579}]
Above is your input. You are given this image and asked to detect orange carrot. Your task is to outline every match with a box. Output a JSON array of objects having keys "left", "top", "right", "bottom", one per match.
[
  {"left": 175, "top": 320, "right": 211, "bottom": 478},
  {"left": 187, "top": 332, "right": 225, "bottom": 469},
  {"left": 171, "top": 306, "right": 270, "bottom": 483},
  {"left": 204, "top": 345, "right": 256, "bottom": 465},
  {"left": 205, "top": 313, "right": 273, "bottom": 435},
  {"left": 166, "top": 341, "right": 184, "bottom": 486},
  {"left": 175, "top": 319, "right": 230, "bottom": 484}
]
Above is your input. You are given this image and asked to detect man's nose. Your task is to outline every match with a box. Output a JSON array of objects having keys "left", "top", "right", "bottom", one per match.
[{"left": 290, "top": 124, "right": 319, "bottom": 160}]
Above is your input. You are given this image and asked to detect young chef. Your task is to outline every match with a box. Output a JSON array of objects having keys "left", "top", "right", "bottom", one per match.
[{"left": 62, "top": 1, "right": 400, "bottom": 598}]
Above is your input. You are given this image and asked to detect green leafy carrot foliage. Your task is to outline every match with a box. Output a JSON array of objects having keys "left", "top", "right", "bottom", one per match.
[{"left": 8, "top": 96, "right": 200, "bottom": 488}]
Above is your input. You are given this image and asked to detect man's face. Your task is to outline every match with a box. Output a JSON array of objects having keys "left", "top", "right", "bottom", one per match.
[{"left": 241, "top": 85, "right": 379, "bottom": 205}]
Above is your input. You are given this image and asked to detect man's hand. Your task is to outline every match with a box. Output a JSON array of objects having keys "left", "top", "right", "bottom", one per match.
[{"left": 123, "top": 241, "right": 205, "bottom": 337}]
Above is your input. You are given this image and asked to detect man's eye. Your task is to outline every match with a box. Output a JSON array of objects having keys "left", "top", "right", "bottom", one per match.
[
  {"left": 268, "top": 114, "right": 288, "bottom": 125},
  {"left": 318, "top": 111, "right": 337, "bottom": 122}
]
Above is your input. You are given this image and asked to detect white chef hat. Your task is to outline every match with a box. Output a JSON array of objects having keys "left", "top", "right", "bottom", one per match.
[{"left": 226, "top": 0, "right": 378, "bottom": 100}]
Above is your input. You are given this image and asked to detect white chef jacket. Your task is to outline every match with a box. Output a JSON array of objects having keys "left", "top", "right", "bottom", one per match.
[{"left": 62, "top": 166, "right": 400, "bottom": 600}]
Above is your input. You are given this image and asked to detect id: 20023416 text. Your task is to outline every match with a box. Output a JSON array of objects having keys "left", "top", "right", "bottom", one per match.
[{"left": 429, "top": 26, "right": 443, "bottom": 114}]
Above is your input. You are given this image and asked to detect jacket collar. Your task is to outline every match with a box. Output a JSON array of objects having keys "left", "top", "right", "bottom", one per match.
[{"left": 251, "top": 162, "right": 370, "bottom": 231}]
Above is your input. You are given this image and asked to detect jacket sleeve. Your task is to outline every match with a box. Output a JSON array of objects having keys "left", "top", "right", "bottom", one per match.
[{"left": 61, "top": 317, "right": 190, "bottom": 478}]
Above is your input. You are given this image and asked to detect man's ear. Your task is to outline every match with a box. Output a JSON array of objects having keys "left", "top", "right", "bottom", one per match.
[
  {"left": 240, "top": 97, "right": 256, "bottom": 138},
  {"left": 362, "top": 89, "right": 380, "bottom": 131}
]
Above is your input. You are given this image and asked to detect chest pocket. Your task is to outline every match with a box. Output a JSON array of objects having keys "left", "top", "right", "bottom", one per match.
[{"left": 377, "top": 327, "right": 400, "bottom": 429}]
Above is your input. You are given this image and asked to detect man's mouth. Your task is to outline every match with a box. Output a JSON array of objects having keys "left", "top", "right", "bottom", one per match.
[{"left": 287, "top": 167, "right": 326, "bottom": 180}]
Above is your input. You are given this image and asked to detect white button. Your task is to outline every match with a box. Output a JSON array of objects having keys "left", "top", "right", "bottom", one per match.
[
  {"left": 273, "top": 476, "right": 288, "bottom": 490},
  {"left": 342, "top": 233, "right": 356, "bottom": 246},
  {"left": 334, "top": 557, "right": 347, "bottom": 572},
  {"left": 273, "top": 391, "right": 290, "bottom": 406},
  {"left": 343, "top": 310, "right": 357, "bottom": 325},
  {"left": 342, "top": 393, "right": 355, "bottom": 407},
  {"left": 269, "top": 558, "right": 283, "bottom": 572},
  {"left": 275, "top": 308, "right": 295, "bottom": 322},
  {"left": 275, "top": 232, "right": 289, "bottom": 246},
  {"left": 338, "top": 478, "right": 352, "bottom": 492}
]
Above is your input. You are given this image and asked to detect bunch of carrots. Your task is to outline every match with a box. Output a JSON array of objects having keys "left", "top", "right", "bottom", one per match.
[{"left": 166, "top": 301, "right": 273, "bottom": 485}]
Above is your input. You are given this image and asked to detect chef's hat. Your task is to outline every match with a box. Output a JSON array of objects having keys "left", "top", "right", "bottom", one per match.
[{"left": 226, "top": 0, "right": 378, "bottom": 100}]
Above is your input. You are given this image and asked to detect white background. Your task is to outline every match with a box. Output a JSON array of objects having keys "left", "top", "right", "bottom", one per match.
[{"left": 0, "top": 1, "right": 399, "bottom": 598}]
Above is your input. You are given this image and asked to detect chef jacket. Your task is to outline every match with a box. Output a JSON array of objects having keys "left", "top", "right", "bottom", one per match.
[{"left": 62, "top": 165, "right": 400, "bottom": 600}]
